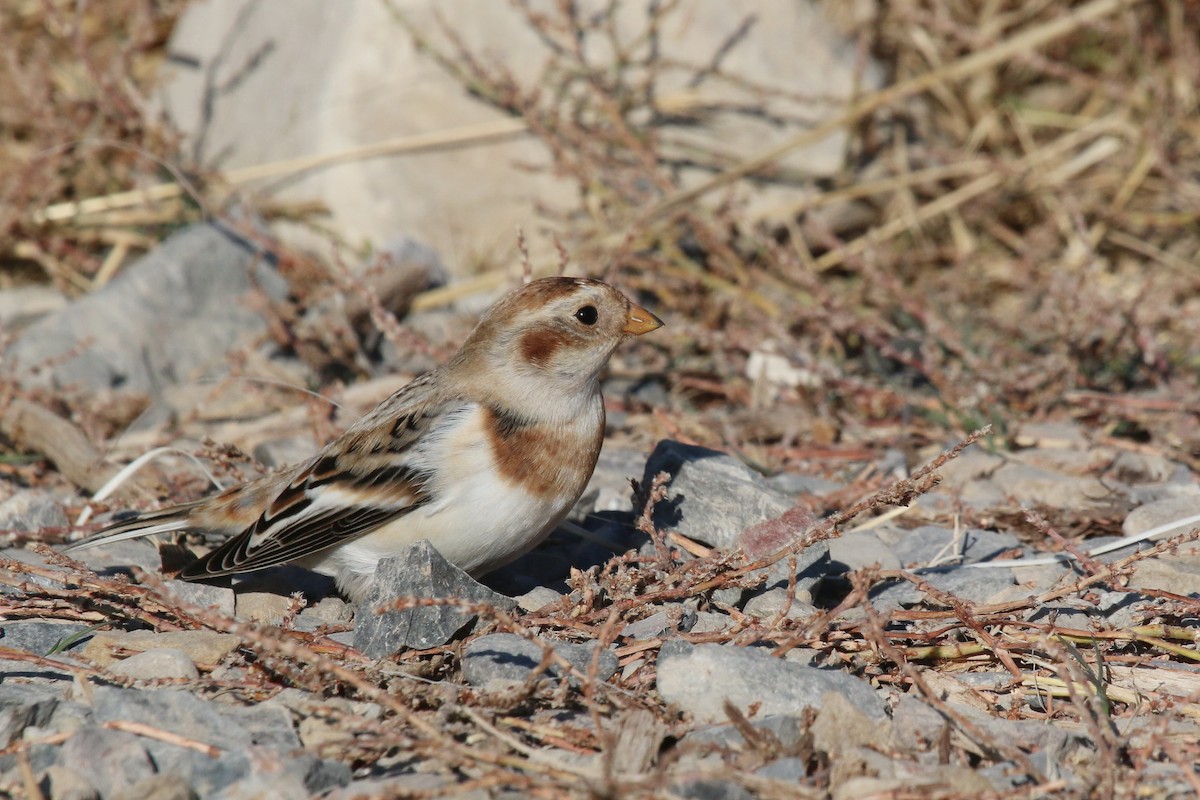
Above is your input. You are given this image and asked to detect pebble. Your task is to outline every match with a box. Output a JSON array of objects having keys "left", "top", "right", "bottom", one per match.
[
  {"left": 656, "top": 643, "right": 885, "bottom": 725},
  {"left": 642, "top": 440, "right": 793, "bottom": 550},
  {"left": 353, "top": 541, "right": 517, "bottom": 658},
  {"left": 106, "top": 648, "right": 200, "bottom": 681},
  {"left": 462, "top": 633, "right": 619, "bottom": 688},
  {"left": 82, "top": 630, "right": 239, "bottom": 668},
  {"left": 234, "top": 591, "right": 295, "bottom": 625}
]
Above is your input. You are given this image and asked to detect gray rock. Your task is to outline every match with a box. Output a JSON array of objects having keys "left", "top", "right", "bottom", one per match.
[
  {"left": 353, "top": 541, "right": 517, "bottom": 658},
  {"left": 91, "top": 687, "right": 251, "bottom": 750},
  {"left": 0, "top": 490, "right": 67, "bottom": 532},
  {"left": 766, "top": 472, "right": 845, "bottom": 497},
  {"left": 222, "top": 703, "right": 301, "bottom": 751},
  {"left": 299, "top": 756, "right": 353, "bottom": 794},
  {"left": 514, "top": 586, "right": 563, "bottom": 613},
  {"left": 889, "top": 695, "right": 948, "bottom": 755},
  {"left": 462, "top": 633, "right": 618, "bottom": 688},
  {"left": 829, "top": 531, "right": 902, "bottom": 571},
  {"left": 643, "top": 440, "right": 793, "bottom": 550},
  {"left": 107, "top": 648, "right": 200, "bottom": 681},
  {"left": 1127, "top": 556, "right": 1200, "bottom": 596},
  {"left": 709, "top": 586, "right": 744, "bottom": 608},
  {"left": 685, "top": 714, "right": 809, "bottom": 751},
  {"left": 937, "top": 448, "right": 1006, "bottom": 489},
  {"left": 234, "top": 591, "right": 294, "bottom": 624},
  {"left": 0, "top": 684, "right": 61, "bottom": 747},
  {"left": 756, "top": 756, "right": 811, "bottom": 782},
  {"left": 0, "top": 284, "right": 65, "bottom": 332},
  {"left": 209, "top": 767, "right": 310, "bottom": 800},
  {"left": 161, "top": 580, "right": 236, "bottom": 617},
  {"left": 1013, "top": 421, "right": 1088, "bottom": 449},
  {"left": 621, "top": 606, "right": 697, "bottom": 640},
  {"left": 657, "top": 644, "right": 885, "bottom": 725},
  {"left": 68, "top": 537, "right": 162, "bottom": 573},
  {"left": 8, "top": 223, "right": 286, "bottom": 397},
  {"left": 0, "top": 620, "right": 93, "bottom": 656},
  {"left": 742, "top": 587, "right": 816, "bottom": 620},
  {"left": 671, "top": 779, "right": 754, "bottom": 800},
  {"left": 988, "top": 462, "right": 1111, "bottom": 509},
  {"left": 1025, "top": 603, "right": 1101, "bottom": 631},
  {"left": 869, "top": 566, "right": 1014, "bottom": 610},
  {"left": 292, "top": 596, "right": 353, "bottom": 632},
  {"left": 252, "top": 435, "right": 319, "bottom": 470},
  {"left": 38, "top": 765, "right": 99, "bottom": 800},
  {"left": 57, "top": 727, "right": 157, "bottom": 798},
  {"left": 759, "top": 540, "right": 830, "bottom": 597},
  {"left": 877, "top": 525, "right": 1022, "bottom": 568},
  {"left": 112, "top": 774, "right": 197, "bottom": 800},
  {"left": 82, "top": 630, "right": 240, "bottom": 668},
  {"left": 1123, "top": 495, "right": 1200, "bottom": 538}
]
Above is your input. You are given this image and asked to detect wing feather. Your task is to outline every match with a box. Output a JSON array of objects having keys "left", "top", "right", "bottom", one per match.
[
  {"left": 69, "top": 371, "right": 469, "bottom": 581},
  {"left": 179, "top": 377, "right": 466, "bottom": 578}
]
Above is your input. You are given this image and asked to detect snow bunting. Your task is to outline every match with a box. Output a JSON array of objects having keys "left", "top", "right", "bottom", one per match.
[{"left": 67, "top": 277, "right": 662, "bottom": 602}]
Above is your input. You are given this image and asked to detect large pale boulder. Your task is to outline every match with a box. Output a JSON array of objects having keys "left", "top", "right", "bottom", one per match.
[{"left": 160, "top": 0, "right": 880, "bottom": 268}]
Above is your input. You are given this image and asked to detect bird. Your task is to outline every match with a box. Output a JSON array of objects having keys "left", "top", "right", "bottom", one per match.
[{"left": 67, "top": 277, "right": 663, "bottom": 602}]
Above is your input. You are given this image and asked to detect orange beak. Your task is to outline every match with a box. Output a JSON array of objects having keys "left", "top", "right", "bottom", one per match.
[{"left": 622, "top": 303, "right": 664, "bottom": 336}]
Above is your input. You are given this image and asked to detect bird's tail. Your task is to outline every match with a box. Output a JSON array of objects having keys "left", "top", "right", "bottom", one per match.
[{"left": 65, "top": 502, "right": 203, "bottom": 552}]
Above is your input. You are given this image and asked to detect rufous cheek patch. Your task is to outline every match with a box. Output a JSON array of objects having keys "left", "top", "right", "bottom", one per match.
[{"left": 519, "top": 328, "right": 568, "bottom": 368}]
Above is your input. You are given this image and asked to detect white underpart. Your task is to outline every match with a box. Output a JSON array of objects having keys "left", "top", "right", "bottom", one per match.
[{"left": 305, "top": 402, "right": 591, "bottom": 599}]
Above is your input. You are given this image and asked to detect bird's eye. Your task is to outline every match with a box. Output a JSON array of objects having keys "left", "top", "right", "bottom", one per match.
[{"left": 575, "top": 305, "right": 598, "bottom": 325}]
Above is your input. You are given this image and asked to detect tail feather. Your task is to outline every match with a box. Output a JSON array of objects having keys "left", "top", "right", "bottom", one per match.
[{"left": 65, "top": 503, "right": 201, "bottom": 552}]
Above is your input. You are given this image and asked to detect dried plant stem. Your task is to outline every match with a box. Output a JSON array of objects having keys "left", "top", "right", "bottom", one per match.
[{"left": 630, "top": 0, "right": 1136, "bottom": 229}]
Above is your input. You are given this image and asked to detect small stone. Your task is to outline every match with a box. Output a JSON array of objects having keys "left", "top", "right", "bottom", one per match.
[
  {"left": 161, "top": 580, "right": 235, "bottom": 617},
  {"left": 82, "top": 630, "right": 239, "bottom": 668},
  {"left": 107, "top": 648, "right": 200, "bottom": 681},
  {"left": 38, "top": 765, "right": 99, "bottom": 800},
  {"left": 812, "top": 692, "right": 894, "bottom": 754},
  {"left": 766, "top": 472, "right": 844, "bottom": 497},
  {"left": 0, "top": 490, "right": 67, "bottom": 532},
  {"left": 1123, "top": 495, "right": 1200, "bottom": 538},
  {"left": 57, "top": 727, "right": 156, "bottom": 798},
  {"left": 756, "top": 757, "right": 811, "bottom": 782},
  {"left": 0, "top": 620, "right": 93, "bottom": 656},
  {"left": 9, "top": 223, "right": 287, "bottom": 398},
  {"left": 207, "top": 767, "right": 310, "bottom": 800},
  {"left": 642, "top": 440, "right": 793, "bottom": 550},
  {"left": 758, "top": 540, "right": 830, "bottom": 597},
  {"left": 514, "top": 586, "right": 563, "bottom": 613},
  {"left": 657, "top": 643, "right": 885, "bottom": 725},
  {"left": 936, "top": 448, "right": 1005, "bottom": 489},
  {"left": 1013, "top": 421, "right": 1088, "bottom": 449},
  {"left": 293, "top": 597, "right": 352, "bottom": 632},
  {"left": 869, "top": 567, "right": 1014, "bottom": 610},
  {"left": 876, "top": 525, "right": 1022, "bottom": 567},
  {"left": 0, "top": 684, "right": 60, "bottom": 747},
  {"left": 742, "top": 587, "right": 816, "bottom": 620},
  {"left": 889, "top": 695, "right": 948, "bottom": 754},
  {"left": 462, "top": 633, "right": 618, "bottom": 687},
  {"left": 1126, "top": 556, "right": 1200, "bottom": 597},
  {"left": 671, "top": 778, "right": 754, "bottom": 800},
  {"left": 235, "top": 591, "right": 295, "bottom": 624},
  {"left": 111, "top": 774, "right": 196, "bottom": 800},
  {"left": 709, "top": 586, "right": 744, "bottom": 608},
  {"left": 829, "top": 531, "right": 902, "bottom": 571},
  {"left": 988, "top": 463, "right": 1110, "bottom": 509},
  {"left": 353, "top": 541, "right": 517, "bottom": 658},
  {"left": 68, "top": 538, "right": 162, "bottom": 573},
  {"left": 621, "top": 606, "right": 696, "bottom": 640}
]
